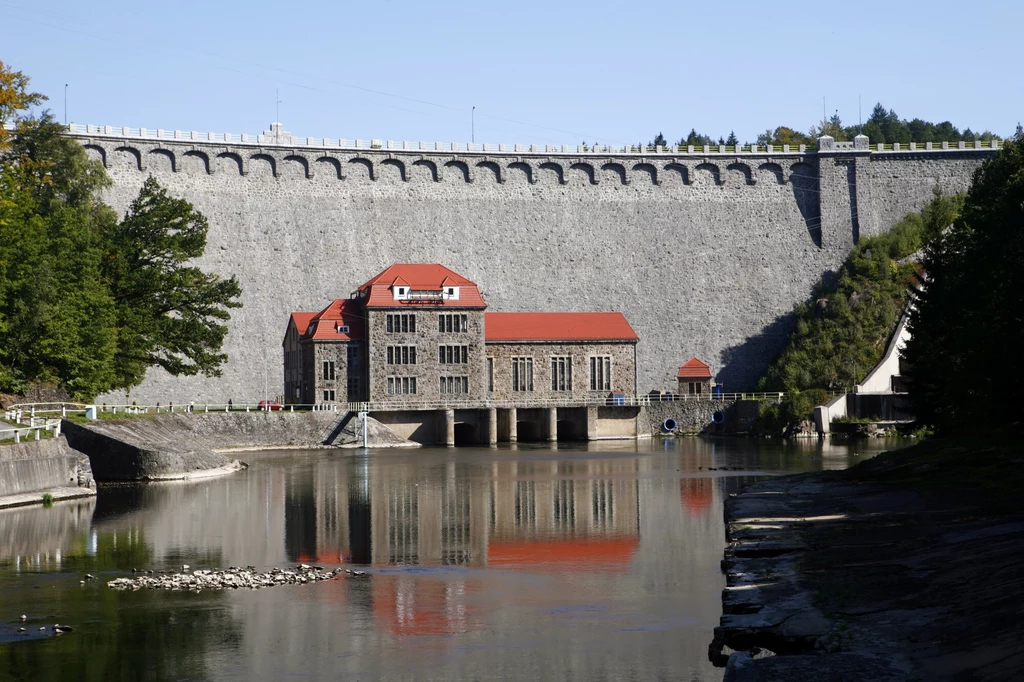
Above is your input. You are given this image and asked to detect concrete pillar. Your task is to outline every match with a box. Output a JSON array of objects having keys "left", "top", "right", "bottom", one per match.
[
  {"left": 487, "top": 408, "right": 497, "bottom": 446},
  {"left": 547, "top": 407, "right": 558, "bottom": 442},
  {"left": 508, "top": 407, "right": 518, "bottom": 443},
  {"left": 586, "top": 406, "right": 599, "bottom": 441},
  {"left": 443, "top": 409, "right": 455, "bottom": 447}
]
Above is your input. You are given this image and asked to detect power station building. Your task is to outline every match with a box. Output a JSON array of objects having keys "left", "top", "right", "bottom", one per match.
[{"left": 283, "top": 264, "right": 639, "bottom": 406}]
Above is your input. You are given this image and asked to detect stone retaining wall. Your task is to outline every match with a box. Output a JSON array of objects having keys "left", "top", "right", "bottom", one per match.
[
  {"left": 642, "top": 400, "right": 763, "bottom": 435},
  {"left": 0, "top": 436, "right": 94, "bottom": 498},
  {"left": 60, "top": 412, "right": 347, "bottom": 481}
]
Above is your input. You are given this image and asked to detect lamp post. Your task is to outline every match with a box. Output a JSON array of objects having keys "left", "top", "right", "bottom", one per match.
[
  {"left": 472, "top": 106, "right": 475, "bottom": 145},
  {"left": 64, "top": 84, "right": 68, "bottom": 126}
]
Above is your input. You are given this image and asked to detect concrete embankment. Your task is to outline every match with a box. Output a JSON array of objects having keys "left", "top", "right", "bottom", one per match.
[
  {"left": 0, "top": 436, "right": 95, "bottom": 508},
  {"left": 710, "top": 441, "right": 1024, "bottom": 681},
  {"left": 61, "top": 411, "right": 416, "bottom": 481}
]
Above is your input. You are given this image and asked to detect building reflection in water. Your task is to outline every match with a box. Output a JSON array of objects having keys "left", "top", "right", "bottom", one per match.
[
  {"left": 275, "top": 450, "right": 651, "bottom": 636},
  {"left": 284, "top": 454, "right": 645, "bottom": 570}
]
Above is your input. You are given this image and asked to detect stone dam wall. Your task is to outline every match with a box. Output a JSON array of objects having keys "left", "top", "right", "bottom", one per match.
[{"left": 73, "top": 133, "right": 993, "bottom": 403}]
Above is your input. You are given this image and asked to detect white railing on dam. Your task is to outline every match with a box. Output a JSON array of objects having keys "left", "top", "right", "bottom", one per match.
[
  {"left": 2, "top": 122, "right": 1002, "bottom": 156},
  {"left": 8, "top": 392, "right": 784, "bottom": 419}
]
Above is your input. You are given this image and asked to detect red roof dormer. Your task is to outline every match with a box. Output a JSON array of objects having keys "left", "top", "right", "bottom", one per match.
[{"left": 677, "top": 357, "right": 712, "bottom": 379}]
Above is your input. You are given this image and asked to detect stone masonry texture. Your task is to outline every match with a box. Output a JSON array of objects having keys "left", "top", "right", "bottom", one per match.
[{"left": 74, "top": 137, "right": 992, "bottom": 404}]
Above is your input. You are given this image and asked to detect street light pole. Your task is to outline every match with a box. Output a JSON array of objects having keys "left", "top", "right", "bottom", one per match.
[
  {"left": 472, "top": 106, "right": 475, "bottom": 144},
  {"left": 64, "top": 84, "right": 68, "bottom": 126}
]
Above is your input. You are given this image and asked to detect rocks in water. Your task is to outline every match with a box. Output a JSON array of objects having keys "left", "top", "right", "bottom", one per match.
[
  {"left": 107, "top": 565, "right": 347, "bottom": 592},
  {"left": 53, "top": 624, "right": 73, "bottom": 634}
]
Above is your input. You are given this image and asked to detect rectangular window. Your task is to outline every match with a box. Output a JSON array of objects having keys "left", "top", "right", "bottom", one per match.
[
  {"left": 347, "top": 345, "right": 360, "bottom": 367},
  {"left": 386, "top": 345, "right": 417, "bottom": 365},
  {"left": 511, "top": 357, "right": 533, "bottom": 392},
  {"left": 439, "top": 376, "right": 469, "bottom": 394},
  {"left": 589, "top": 356, "right": 611, "bottom": 391},
  {"left": 438, "top": 345, "right": 468, "bottom": 364},
  {"left": 347, "top": 377, "right": 360, "bottom": 396},
  {"left": 386, "top": 376, "right": 417, "bottom": 395},
  {"left": 487, "top": 357, "right": 494, "bottom": 393},
  {"left": 322, "top": 360, "right": 336, "bottom": 381},
  {"left": 688, "top": 382, "right": 703, "bottom": 395},
  {"left": 323, "top": 389, "right": 336, "bottom": 402},
  {"left": 438, "top": 313, "right": 468, "bottom": 333},
  {"left": 386, "top": 313, "right": 416, "bottom": 334},
  {"left": 551, "top": 356, "right": 572, "bottom": 392}
]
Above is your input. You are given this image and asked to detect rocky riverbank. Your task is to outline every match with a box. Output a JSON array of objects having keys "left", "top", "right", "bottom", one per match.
[
  {"left": 106, "top": 564, "right": 357, "bottom": 591},
  {"left": 710, "top": 439, "right": 1024, "bottom": 681}
]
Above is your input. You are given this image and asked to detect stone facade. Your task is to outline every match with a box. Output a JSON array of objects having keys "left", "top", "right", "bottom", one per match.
[
  {"left": 367, "top": 308, "right": 488, "bottom": 403},
  {"left": 77, "top": 132, "right": 993, "bottom": 404},
  {"left": 486, "top": 342, "right": 636, "bottom": 402}
]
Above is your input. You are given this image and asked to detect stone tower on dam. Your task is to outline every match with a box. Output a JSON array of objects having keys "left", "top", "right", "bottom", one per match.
[{"left": 71, "top": 124, "right": 995, "bottom": 403}]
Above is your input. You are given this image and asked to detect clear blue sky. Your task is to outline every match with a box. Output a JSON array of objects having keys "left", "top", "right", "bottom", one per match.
[{"left": 3, "top": 0, "right": 1020, "bottom": 146}]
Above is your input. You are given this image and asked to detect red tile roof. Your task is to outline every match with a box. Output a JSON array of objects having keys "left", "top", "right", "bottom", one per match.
[
  {"left": 358, "top": 264, "right": 487, "bottom": 309},
  {"left": 288, "top": 312, "right": 316, "bottom": 338},
  {"left": 677, "top": 357, "right": 712, "bottom": 379},
  {"left": 484, "top": 312, "right": 638, "bottom": 342},
  {"left": 290, "top": 299, "right": 366, "bottom": 341}
]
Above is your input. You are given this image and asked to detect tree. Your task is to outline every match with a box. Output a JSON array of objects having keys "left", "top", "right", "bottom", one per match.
[
  {"left": 0, "top": 60, "right": 243, "bottom": 399},
  {"left": 102, "top": 176, "right": 242, "bottom": 390},
  {"left": 0, "top": 109, "right": 119, "bottom": 398},
  {"left": 650, "top": 132, "right": 667, "bottom": 147},
  {"left": 903, "top": 138, "right": 1024, "bottom": 436},
  {"left": 0, "top": 61, "right": 46, "bottom": 149},
  {"left": 725, "top": 131, "right": 738, "bottom": 146},
  {"left": 678, "top": 129, "right": 714, "bottom": 147}
]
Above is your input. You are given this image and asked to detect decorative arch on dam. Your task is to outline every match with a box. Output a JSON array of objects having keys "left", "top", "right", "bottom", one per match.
[
  {"left": 113, "top": 146, "right": 143, "bottom": 171},
  {"left": 283, "top": 154, "right": 311, "bottom": 179},
  {"left": 693, "top": 162, "right": 722, "bottom": 186},
  {"left": 379, "top": 158, "right": 407, "bottom": 182},
  {"left": 216, "top": 151, "right": 245, "bottom": 175},
  {"left": 568, "top": 162, "right": 597, "bottom": 185},
  {"left": 726, "top": 162, "right": 754, "bottom": 186},
  {"left": 756, "top": 162, "right": 785, "bottom": 185},
  {"left": 538, "top": 162, "right": 565, "bottom": 185},
  {"left": 601, "top": 162, "right": 628, "bottom": 185},
  {"left": 476, "top": 160, "right": 503, "bottom": 183},
  {"left": 182, "top": 150, "right": 211, "bottom": 174},
  {"left": 147, "top": 148, "right": 176, "bottom": 173},
  {"left": 663, "top": 163, "right": 689, "bottom": 185},
  {"left": 347, "top": 157, "right": 375, "bottom": 181},
  {"left": 249, "top": 153, "right": 277, "bottom": 177},
  {"left": 412, "top": 159, "right": 439, "bottom": 182},
  {"left": 315, "top": 156, "right": 343, "bottom": 179},
  {"left": 507, "top": 161, "right": 535, "bottom": 184},
  {"left": 83, "top": 144, "right": 107, "bottom": 168},
  {"left": 632, "top": 163, "right": 659, "bottom": 185},
  {"left": 444, "top": 160, "right": 471, "bottom": 183}
]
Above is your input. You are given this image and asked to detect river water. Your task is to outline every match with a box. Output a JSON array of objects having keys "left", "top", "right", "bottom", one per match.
[{"left": 0, "top": 438, "right": 899, "bottom": 681}]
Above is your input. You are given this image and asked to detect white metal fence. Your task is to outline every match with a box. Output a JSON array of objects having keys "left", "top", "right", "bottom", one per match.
[
  {"left": 2, "top": 122, "right": 1001, "bottom": 156},
  {"left": 6, "top": 392, "right": 783, "bottom": 421}
]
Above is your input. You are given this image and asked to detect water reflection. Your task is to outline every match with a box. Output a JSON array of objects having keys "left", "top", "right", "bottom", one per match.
[{"left": 0, "top": 438, "right": 899, "bottom": 681}]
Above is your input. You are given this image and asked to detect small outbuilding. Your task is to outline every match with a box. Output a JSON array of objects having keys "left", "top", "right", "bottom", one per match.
[{"left": 677, "top": 357, "right": 713, "bottom": 397}]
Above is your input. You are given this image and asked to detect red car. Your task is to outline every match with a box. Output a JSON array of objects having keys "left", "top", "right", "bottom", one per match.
[{"left": 258, "top": 400, "right": 283, "bottom": 411}]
